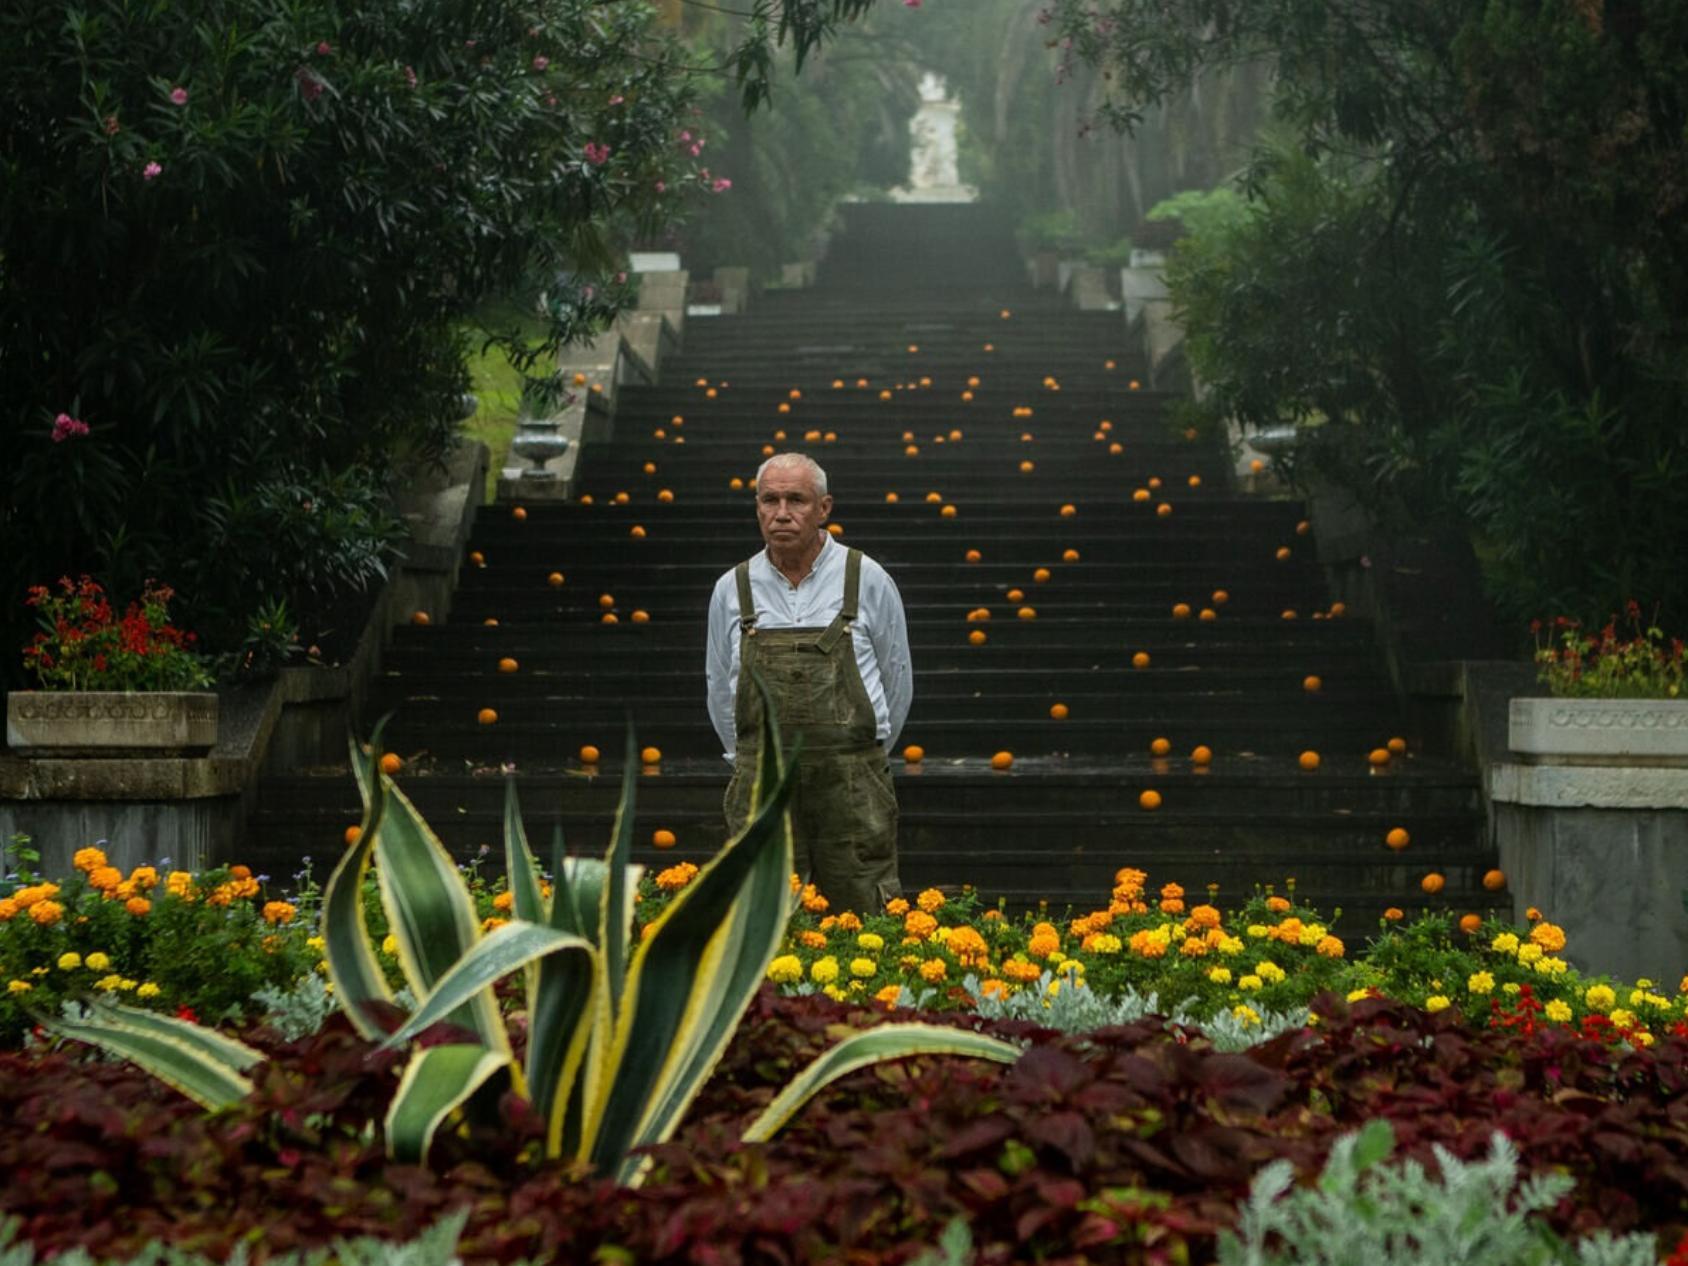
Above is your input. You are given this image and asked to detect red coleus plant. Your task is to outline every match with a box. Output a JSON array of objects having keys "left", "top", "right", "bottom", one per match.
[
  {"left": 22, "top": 575, "right": 210, "bottom": 691},
  {"left": 1533, "top": 600, "right": 1685, "bottom": 699}
]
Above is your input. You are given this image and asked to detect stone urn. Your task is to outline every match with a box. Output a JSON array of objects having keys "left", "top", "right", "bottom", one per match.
[
  {"left": 1508, "top": 697, "right": 1688, "bottom": 767},
  {"left": 5, "top": 691, "right": 219, "bottom": 756}
]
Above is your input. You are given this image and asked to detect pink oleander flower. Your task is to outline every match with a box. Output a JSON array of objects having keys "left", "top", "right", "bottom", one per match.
[
  {"left": 654, "top": 179, "right": 666, "bottom": 193},
  {"left": 711, "top": 178, "right": 733, "bottom": 193},
  {"left": 609, "top": 94, "right": 625, "bottom": 105},
  {"left": 583, "top": 141, "right": 610, "bottom": 165},
  {"left": 169, "top": 86, "right": 188, "bottom": 105},
  {"left": 103, "top": 115, "right": 120, "bottom": 135},
  {"left": 532, "top": 54, "right": 549, "bottom": 71},
  {"left": 295, "top": 67, "right": 324, "bottom": 101},
  {"left": 678, "top": 130, "right": 692, "bottom": 142},
  {"left": 142, "top": 161, "right": 162, "bottom": 181},
  {"left": 51, "top": 413, "right": 90, "bottom": 443},
  {"left": 403, "top": 65, "right": 417, "bottom": 88},
  {"left": 315, "top": 40, "right": 332, "bottom": 55},
  {"left": 904, "top": 0, "right": 921, "bottom": 6}
]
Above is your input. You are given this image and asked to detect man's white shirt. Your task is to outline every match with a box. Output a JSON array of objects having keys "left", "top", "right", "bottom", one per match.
[{"left": 706, "top": 532, "right": 912, "bottom": 761}]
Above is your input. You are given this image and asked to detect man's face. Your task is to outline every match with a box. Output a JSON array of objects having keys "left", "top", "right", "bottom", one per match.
[{"left": 756, "top": 463, "right": 832, "bottom": 553}]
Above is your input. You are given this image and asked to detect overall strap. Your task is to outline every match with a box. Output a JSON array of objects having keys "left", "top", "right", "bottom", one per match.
[
  {"left": 815, "top": 549, "right": 864, "bottom": 656},
  {"left": 735, "top": 561, "right": 757, "bottom": 633}
]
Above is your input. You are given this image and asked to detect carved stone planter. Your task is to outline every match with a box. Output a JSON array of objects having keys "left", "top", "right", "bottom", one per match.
[
  {"left": 1508, "top": 697, "right": 1688, "bottom": 767},
  {"left": 6, "top": 691, "right": 218, "bottom": 756}
]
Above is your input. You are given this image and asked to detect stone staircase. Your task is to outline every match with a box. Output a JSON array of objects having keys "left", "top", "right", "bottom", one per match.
[{"left": 251, "top": 204, "right": 1497, "bottom": 930}]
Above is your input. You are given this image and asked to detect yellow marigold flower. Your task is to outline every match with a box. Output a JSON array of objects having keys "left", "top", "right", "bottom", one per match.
[
  {"left": 84, "top": 951, "right": 112, "bottom": 971},
  {"left": 1634, "top": 1030, "right": 1656, "bottom": 1047},
  {"left": 874, "top": 984, "right": 903, "bottom": 1009},
  {"left": 1609, "top": 1008, "right": 1637, "bottom": 1029},
  {"left": 262, "top": 901, "right": 297, "bottom": 925},
  {"left": 1265, "top": 896, "right": 1291, "bottom": 913},
  {"left": 857, "top": 932, "right": 885, "bottom": 953},
  {"left": 1424, "top": 995, "right": 1451, "bottom": 1013},
  {"left": 1179, "top": 936, "right": 1208, "bottom": 958},
  {"left": 766, "top": 954, "right": 803, "bottom": 984},
  {"left": 809, "top": 956, "right": 840, "bottom": 984},
  {"left": 125, "top": 897, "right": 151, "bottom": 917},
  {"left": 1517, "top": 943, "right": 1543, "bottom": 965},
  {"left": 87, "top": 865, "right": 123, "bottom": 892},
  {"left": 1545, "top": 999, "right": 1573, "bottom": 1023},
  {"left": 1209, "top": 966, "right": 1233, "bottom": 985},
  {"left": 1584, "top": 984, "right": 1616, "bottom": 1013},
  {"left": 1315, "top": 935, "right": 1345, "bottom": 959},
  {"left": 979, "top": 979, "right": 1010, "bottom": 1000},
  {"left": 849, "top": 957, "right": 877, "bottom": 979},
  {"left": 836, "top": 912, "right": 863, "bottom": 932},
  {"left": 885, "top": 897, "right": 910, "bottom": 916},
  {"left": 1217, "top": 935, "right": 1244, "bottom": 956},
  {"left": 1534, "top": 956, "right": 1568, "bottom": 977},
  {"left": 1529, "top": 922, "right": 1567, "bottom": 953},
  {"left": 919, "top": 958, "right": 947, "bottom": 982},
  {"left": 1254, "top": 960, "right": 1286, "bottom": 983},
  {"left": 1502, "top": 982, "right": 1521, "bottom": 995},
  {"left": 165, "top": 871, "right": 196, "bottom": 900},
  {"left": 1246, "top": 924, "right": 1269, "bottom": 939},
  {"left": 904, "top": 910, "right": 938, "bottom": 940},
  {"left": 116, "top": 977, "right": 137, "bottom": 991},
  {"left": 6, "top": 980, "right": 32, "bottom": 995},
  {"left": 798, "top": 929, "right": 828, "bottom": 949},
  {"left": 1238, "top": 974, "right": 1263, "bottom": 992},
  {"left": 916, "top": 888, "right": 946, "bottom": 913},
  {"left": 128, "top": 866, "right": 158, "bottom": 890},
  {"left": 29, "top": 900, "right": 64, "bottom": 926},
  {"left": 1089, "top": 933, "right": 1123, "bottom": 955},
  {"left": 931, "top": 926, "right": 952, "bottom": 945},
  {"left": 1468, "top": 971, "right": 1495, "bottom": 994},
  {"left": 136, "top": 982, "right": 161, "bottom": 999},
  {"left": 1490, "top": 932, "right": 1520, "bottom": 955},
  {"left": 73, "top": 846, "right": 108, "bottom": 873},
  {"left": 94, "top": 973, "right": 123, "bottom": 991},
  {"left": 1346, "top": 987, "right": 1371, "bottom": 1003},
  {"left": 57, "top": 952, "right": 82, "bottom": 970},
  {"left": 1044, "top": 949, "right": 1067, "bottom": 969},
  {"left": 1231, "top": 1004, "right": 1261, "bottom": 1027},
  {"left": 1644, "top": 993, "right": 1672, "bottom": 1011},
  {"left": 822, "top": 983, "right": 846, "bottom": 1001}
]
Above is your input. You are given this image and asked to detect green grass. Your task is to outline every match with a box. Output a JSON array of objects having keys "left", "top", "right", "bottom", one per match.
[{"left": 462, "top": 339, "right": 524, "bottom": 503}]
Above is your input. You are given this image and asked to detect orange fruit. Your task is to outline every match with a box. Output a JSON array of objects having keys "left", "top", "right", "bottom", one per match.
[
  {"left": 973, "top": 608, "right": 991, "bottom": 621},
  {"left": 1171, "top": 603, "right": 1192, "bottom": 619},
  {"left": 629, "top": 525, "right": 646, "bottom": 539},
  {"left": 1368, "top": 748, "right": 1391, "bottom": 767},
  {"left": 1099, "top": 419, "right": 1113, "bottom": 433},
  {"left": 1150, "top": 737, "right": 1172, "bottom": 756},
  {"left": 512, "top": 506, "right": 528, "bottom": 521},
  {"left": 343, "top": 825, "right": 362, "bottom": 846},
  {"left": 1156, "top": 503, "right": 1173, "bottom": 518},
  {"left": 1019, "top": 431, "right": 1033, "bottom": 442},
  {"left": 1188, "top": 475, "right": 1202, "bottom": 488},
  {"left": 941, "top": 505, "right": 957, "bottom": 518},
  {"left": 1211, "top": 589, "right": 1229, "bottom": 604},
  {"left": 1104, "top": 359, "right": 1115, "bottom": 370},
  {"left": 1131, "top": 651, "right": 1151, "bottom": 669},
  {"left": 1191, "top": 745, "right": 1213, "bottom": 765},
  {"left": 1062, "top": 549, "right": 1080, "bottom": 562},
  {"left": 1019, "top": 460, "right": 1035, "bottom": 473},
  {"left": 653, "top": 829, "right": 677, "bottom": 849},
  {"left": 548, "top": 572, "right": 565, "bottom": 588},
  {"left": 1128, "top": 378, "right": 1141, "bottom": 390},
  {"left": 601, "top": 613, "right": 619, "bottom": 624},
  {"left": 1421, "top": 872, "right": 1445, "bottom": 894},
  {"left": 1006, "top": 588, "right": 1024, "bottom": 602},
  {"left": 778, "top": 403, "right": 791, "bottom": 415},
  {"left": 1132, "top": 489, "right": 1151, "bottom": 502},
  {"left": 1148, "top": 477, "right": 1162, "bottom": 490},
  {"left": 1139, "top": 789, "right": 1162, "bottom": 810},
  {"left": 1017, "top": 606, "right": 1037, "bottom": 621},
  {"left": 961, "top": 391, "right": 974, "bottom": 401},
  {"left": 1298, "top": 750, "right": 1321, "bottom": 771},
  {"left": 1198, "top": 608, "right": 1217, "bottom": 621},
  {"left": 411, "top": 610, "right": 431, "bottom": 625},
  {"left": 999, "top": 309, "right": 1011, "bottom": 319},
  {"left": 905, "top": 445, "right": 919, "bottom": 456},
  {"left": 1275, "top": 546, "right": 1292, "bottom": 561},
  {"left": 968, "top": 630, "right": 987, "bottom": 645},
  {"left": 1459, "top": 913, "right": 1482, "bottom": 934},
  {"left": 773, "top": 430, "right": 786, "bottom": 440},
  {"left": 614, "top": 491, "right": 630, "bottom": 504},
  {"left": 1329, "top": 602, "right": 1347, "bottom": 617},
  {"left": 477, "top": 708, "right": 498, "bottom": 725},
  {"left": 990, "top": 750, "right": 1014, "bottom": 770},
  {"left": 1385, "top": 827, "right": 1411, "bottom": 850},
  {"left": 826, "top": 523, "right": 844, "bottom": 536},
  {"left": 1109, "top": 442, "right": 1123, "bottom": 455},
  {"left": 631, "top": 610, "right": 650, "bottom": 623},
  {"left": 599, "top": 593, "right": 615, "bottom": 609},
  {"left": 657, "top": 489, "right": 674, "bottom": 503},
  {"left": 579, "top": 745, "right": 601, "bottom": 764},
  {"left": 1033, "top": 568, "right": 1051, "bottom": 583},
  {"left": 497, "top": 657, "right": 519, "bottom": 674},
  {"left": 1383, "top": 907, "right": 1404, "bottom": 922},
  {"left": 886, "top": 492, "right": 900, "bottom": 503},
  {"left": 640, "top": 746, "right": 661, "bottom": 765},
  {"left": 983, "top": 342, "right": 994, "bottom": 351},
  {"left": 483, "top": 618, "right": 499, "bottom": 627},
  {"left": 1482, "top": 868, "right": 1506, "bottom": 891},
  {"left": 730, "top": 477, "right": 744, "bottom": 490},
  {"left": 1059, "top": 503, "right": 1076, "bottom": 517},
  {"left": 805, "top": 429, "right": 822, "bottom": 442},
  {"left": 903, "top": 744, "right": 925, "bottom": 763},
  {"left": 763, "top": 444, "right": 776, "bottom": 456},
  {"left": 1281, "top": 609, "right": 1298, "bottom": 620},
  {"left": 706, "top": 388, "right": 717, "bottom": 398},
  {"left": 925, "top": 491, "right": 941, "bottom": 503},
  {"left": 469, "top": 550, "right": 485, "bottom": 567},
  {"left": 643, "top": 461, "right": 658, "bottom": 474},
  {"left": 1303, "top": 675, "right": 1322, "bottom": 692},
  {"left": 1387, "top": 736, "right": 1408, "bottom": 755},
  {"left": 1049, "top": 703, "right": 1069, "bottom": 720},
  {"left": 948, "top": 428, "right": 962, "bottom": 440},
  {"left": 964, "top": 549, "right": 982, "bottom": 563}
]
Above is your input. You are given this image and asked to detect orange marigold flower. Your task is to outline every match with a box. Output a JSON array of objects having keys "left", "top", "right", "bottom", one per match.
[
  {"left": 1032, "top": 921, "right": 1057, "bottom": 938},
  {"left": 262, "top": 901, "right": 296, "bottom": 925},
  {"left": 73, "top": 847, "right": 108, "bottom": 873},
  {"left": 229, "top": 865, "right": 253, "bottom": 881},
  {"left": 1113, "top": 866, "right": 1148, "bottom": 892},
  {"left": 1159, "top": 881, "right": 1184, "bottom": 899},
  {"left": 1316, "top": 935, "right": 1345, "bottom": 958},
  {"left": 885, "top": 897, "right": 910, "bottom": 916},
  {"left": 1204, "top": 927, "right": 1227, "bottom": 949},
  {"left": 0, "top": 899, "right": 17, "bottom": 922},
  {"left": 1070, "top": 915, "right": 1097, "bottom": 938},
  {"left": 919, "top": 958, "right": 948, "bottom": 982},
  {"left": 231, "top": 877, "right": 260, "bottom": 899},
  {"left": 1266, "top": 896, "right": 1292, "bottom": 913},
  {"left": 982, "top": 909, "right": 1004, "bottom": 922},
  {"left": 206, "top": 883, "right": 236, "bottom": 907},
  {"left": 948, "top": 926, "right": 990, "bottom": 966},
  {"left": 492, "top": 891, "right": 515, "bottom": 912},
  {"left": 819, "top": 915, "right": 839, "bottom": 932},
  {"left": 481, "top": 916, "right": 508, "bottom": 932},
  {"left": 1178, "top": 936, "right": 1208, "bottom": 957},
  {"left": 1525, "top": 906, "right": 1543, "bottom": 922},
  {"left": 87, "top": 865, "right": 123, "bottom": 892},
  {"left": 13, "top": 883, "right": 59, "bottom": 909},
  {"left": 1002, "top": 958, "right": 1042, "bottom": 982},
  {"left": 1160, "top": 898, "right": 1186, "bottom": 914},
  {"left": 1027, "top": 932, "right": 1061, "bottom": 959},
  {"left": 1186, "top": 904, "right": 1222, "bottom": 929},
  {"left": 979, "top": 978, "right": 1010, "bottom": 1000},
  {"left": 656, "top": 863, "right": 698, "bottom": 890},
  {"left": 113, "top": 879, "right": 137, "bottom": 900},
  {"left": 903, "top": 910, "right": 938, "bottom": 939},
  {"left": 916, "top": 888, "right": 946, "bottom": 913},
  {"left": 874, "top": 984, "right": 903, "bottom": 1010},
  {"left": 799, "top": 929, "right": 829, "bottom": 949},
  {"left": 1529, "top": 922, "right": 1567, "bottom": 953},
  {"left": 836, "top": 912, "right": 863, "bottom": 932},
  {"left": 30, "top": 900, "right": 64, "bottom": 926},
  {"left": 1275, "top": 917, "right": 1305, "bottom": 943},
  {"left": 801, "top": 890, "right": 829, "bottom": 914},
  {"left": 125, "top": 897, "right": 152, "bottom": 917},
  {"left": 128, "top": 866, "right": 159, "bottom": 890},
  {"left": 1127, "top": 929, "right": 1168, "bottom": 959},
  {"left": 1383, "top": 907, "right": 1405, "bottom": 921}
]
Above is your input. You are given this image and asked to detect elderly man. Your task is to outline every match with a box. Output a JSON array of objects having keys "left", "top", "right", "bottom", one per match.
[{"left": 706, "top": 452, "right": 912, "bottom": 916}]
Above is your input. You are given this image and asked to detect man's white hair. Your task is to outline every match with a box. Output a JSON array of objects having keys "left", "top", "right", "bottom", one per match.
[{"left": 755, "top": 451, "right": 829, "bottom": 496}]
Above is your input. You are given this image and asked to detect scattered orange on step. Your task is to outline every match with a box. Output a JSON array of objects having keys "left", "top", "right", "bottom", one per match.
[
  {"left": 344, "top": 825, "right": 362, "bottom": 846},
  {"left": 1198, "top": 608, "right": 1216, "bottom": 621},
  {"left": 1149, "top": 737, "right": 1171, "bottom": 756},
  {"left": 1190, "top": 745, "right": 1213, "bottom": 765},
  {"left": 579, "top": 745, "right": 601, "bottom": 764},
  {"left": 1006, "top": 588, "right": 1024, "bottom": 602},
  {"left": 1033, "top": 568, "right": 1051, "bottom": 583},
  {"left": 601, "top": 613, "right": 619, "bottom": 624},
  {"left": 640, "top": 746, "right": 662, "bottom": 766},
  {"left": 1019, "top": 460, "right": 1035, "bottom": 473},
  {"left": 1387, "top": 736, "right": 1408, "bottom": 754},
  {"left": 643, "top": 461, "right": 657, "bottom": 474},
  {"left": 965, "top": 549, "right": 981, "bottom": 562},
  {"left": 903, "top": 745, "right": 925, "bottom": 763},
  {"left": 1049, "top": 703, "right": 1069, "bottom": 720},
  {"left": 1131, "top": 651, "right": 1151, "bottom": 669},
  {"left": 826, "top": 523, "right": 844, "bottom": 536},
  {"left": 1133, "top": 488, "right": 1151, "bottom": 502},
  {"left": 1298, "top": 750, "right": 1321, "bottom": 771},
  {"left": 477, "top": 708, "right": 498, "bottom": 726},
  {"left": 968, "top": 630, "right": 987, "bottom": 645},
  {"left": 469, "top": 550, "right": 485, "bottom": 567},
  {"left": 599, "top": 593, "right": 615, "bottom": 609},
  {"left": 990, "top": 750, "right": 1014, "bottom": 770},
  {"left": 1368, "top": 748, "right": 1391, "bottom": 767},
  {"left": 1275, "top": 546, "right": 1292, "bottom": 561},
  {"left": 512, "top": 506, "right": 527, "bottom": 521},
  {"left": 548, "top": 572, "right": 565, "bottom": 587},
  {"left": 1172, "top": 603, "right": 1192, "bottom": 619},
  {"left": 886, "top": 492, "right": 900, "bottom": 503},
  {"left": 653, "top": 829, "right": 677, "bottom": 849},
  {"left": 380, "top": 752, "right": 402, "bottom": 776},
  {"left": 1063, "top": 549, "right": 1080, "bottom": 562},
  {"left": 411, "top": 610, "right": 431, "bottom": 625},
  {"left": 1295, "top": 520, "right": 1311, "bottom": 535},
  {"left": 483, "top": 618, "right": 499, "bottom": 627},
  {"left": 1017, "top": 606, "right": 1037, "bottom": 620},
  {"left": 1385, "top": 827, "right": 1411, "bottom": 850},
  {"left": 629, "top": 525, "right": 646, "bottom": 538},
  {"left": 941, "top": 504, "right": 957, "bottom": 518},
  {"left": 1139, "top": 789, "right": 1162, "bottom": 810},
  {"left": 497, "top": 657, "right": 519, "bottom": 674},
  {"left": 1483, "top": 868, "right": 1507, "bottom": 891},
  {"left": 631, "top": 610, "right": 650, "bottom": 623},
  {"left": 1156, "top": 503, "right": 1173, "bottom": 518},
  {"left": 657, "top": 489, "right": 674, "bottom": 502},
  {"left": 1421, "top": 872, "right": 1445, "bottom": 894},
  {"left": 1303, "top": 675, "right": 1322, "bottom": 692},
  {"left": 1059, "top": 503, "right": 1076, "bottom": 517}
]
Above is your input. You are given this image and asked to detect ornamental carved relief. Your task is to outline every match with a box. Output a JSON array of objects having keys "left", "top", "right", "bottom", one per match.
[
  {"left": 11, "top": 693, "right": 213, "bottom": 724},
  {"left": 1546, "top": 705, "right": 1688, "bottom": 732}
]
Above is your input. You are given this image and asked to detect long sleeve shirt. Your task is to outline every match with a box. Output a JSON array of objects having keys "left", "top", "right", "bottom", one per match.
[{"left": 706, "top": 533, "right": 913, "bottom": 762}]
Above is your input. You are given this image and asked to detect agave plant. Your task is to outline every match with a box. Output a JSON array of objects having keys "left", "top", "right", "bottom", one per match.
[{"left": 46, "top": 678, "right": 1021, "bottom": 1186}]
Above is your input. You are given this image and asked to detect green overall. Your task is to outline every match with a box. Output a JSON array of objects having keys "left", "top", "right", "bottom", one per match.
[{"left": 723, "top": 547, "right": 902, "bottom": 917}]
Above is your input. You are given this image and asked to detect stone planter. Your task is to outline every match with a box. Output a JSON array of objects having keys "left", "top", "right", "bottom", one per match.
[
  {"left": 1508, "top": 696, "right": 1688, "bottom": 766},
  {"left": 6, "top": 691, "right": 218, "bottom": 756}
]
